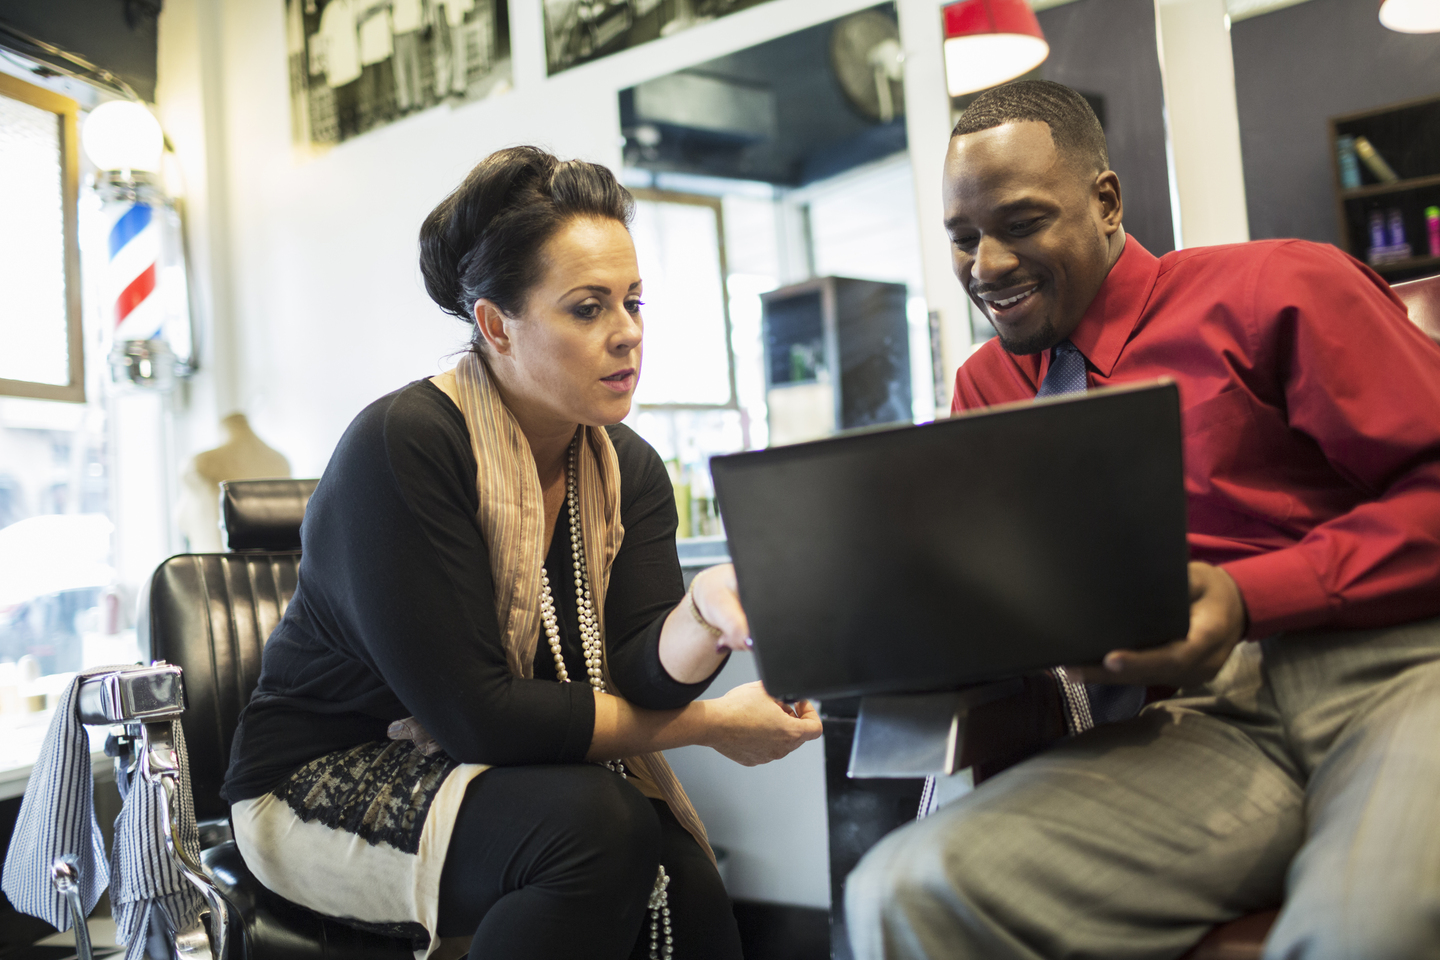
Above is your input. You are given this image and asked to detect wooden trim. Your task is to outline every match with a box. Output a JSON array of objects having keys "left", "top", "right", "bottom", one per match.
[
  {"left": 1327, "top": 116, "right": 1350, "bottom": 253},
  {"left": 0, "top": 71, "right": 78, "bottom": 116},
  {"left": 1341, "top": 172, "right": 1440, "bottom": 201},
  {"left": 0, "top": 72, "right": 85, "bottom": 403},
  {"left": 1330, "top": 93, "right": 1440, "bottom": 127}
]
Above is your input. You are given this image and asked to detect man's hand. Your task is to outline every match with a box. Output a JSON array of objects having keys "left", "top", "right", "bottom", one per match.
[{"left": 1068, "top": 561, "right": 1248, "bottom": 688}]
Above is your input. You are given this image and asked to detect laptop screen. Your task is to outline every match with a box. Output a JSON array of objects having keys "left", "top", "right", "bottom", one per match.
[{"left": 711, "top": 381, "right": 1190, "bottom": 701}]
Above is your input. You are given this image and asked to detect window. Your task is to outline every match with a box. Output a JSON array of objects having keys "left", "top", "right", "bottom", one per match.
[
  {"left": 0, "top": 72, "right": 83, "bottom": 403},
  {"left": 629, "top": 189, "right": 738, "bottom": 410},
  {"left": 0, "top": 74, "right": 138, "bottom": 777}
]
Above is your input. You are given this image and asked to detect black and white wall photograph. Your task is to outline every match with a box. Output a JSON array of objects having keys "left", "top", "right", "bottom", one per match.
[
  {"left": 286, "top": 0, "right": 513, "bottom": 150},
  {"left": 543, "top": 0, "right": 773, "bottom": 76}
]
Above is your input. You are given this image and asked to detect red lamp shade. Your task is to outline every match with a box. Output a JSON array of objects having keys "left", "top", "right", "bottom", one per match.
[
  {"left": 1378, "top": 0, "right": 1440, "bottom": 32},
  {"left": 942, "top": 0, "right": 1050, "bottom": 98}
]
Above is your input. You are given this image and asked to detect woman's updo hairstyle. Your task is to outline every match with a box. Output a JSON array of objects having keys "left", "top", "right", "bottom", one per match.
[{"left": 419, "top": 146, "right": 634, "bottom": 341}]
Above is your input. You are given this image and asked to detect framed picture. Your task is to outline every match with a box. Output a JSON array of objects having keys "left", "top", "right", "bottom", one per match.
[
  {"left": 544, "top": 0, "right": 775, "bottom": 75},
  {"left": 286, "top": 0, "right": 513, "bottom": 151}
]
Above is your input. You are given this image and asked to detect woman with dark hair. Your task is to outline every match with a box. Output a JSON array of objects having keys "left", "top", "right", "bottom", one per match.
[{"left": 221, "top": 146, "right": 821, "bottom": 960}]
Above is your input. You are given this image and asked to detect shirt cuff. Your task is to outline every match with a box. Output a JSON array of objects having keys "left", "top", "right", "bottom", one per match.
[
  {"left": 622, "top": 614, "right": 728, "bottom": 710},
  {"left": 557, "top": 680, "right": 597, "bottom": 763},
  {"left": 1221, "top": 547, "right": 1333, "bottom": 638}
]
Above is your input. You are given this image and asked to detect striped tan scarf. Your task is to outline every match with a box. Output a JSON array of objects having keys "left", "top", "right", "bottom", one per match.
[{"left": 453, "top": 351, "right": 713, "bottom": 862}]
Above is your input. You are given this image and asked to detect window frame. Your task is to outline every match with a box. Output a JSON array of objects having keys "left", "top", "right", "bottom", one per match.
[
  {"left": 629, "top": 187, "right": 740, "bottom": 412},
  {"left": 0, "top": 71, "right": 84, "bottom": 403}
]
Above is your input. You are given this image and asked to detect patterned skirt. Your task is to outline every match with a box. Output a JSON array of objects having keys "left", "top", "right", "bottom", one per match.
[{"left": 230, "top": 741, "right": 490, "bottom": 959}]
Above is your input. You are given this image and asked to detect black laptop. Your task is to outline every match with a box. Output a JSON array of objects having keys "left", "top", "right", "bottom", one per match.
[{"left": 709, "top": 380, "right": 1190, "bottom": 701}]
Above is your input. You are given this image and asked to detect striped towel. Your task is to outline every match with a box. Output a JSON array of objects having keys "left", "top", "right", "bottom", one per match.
[{"left": 1, "top": 667, "right": 205, "bottom": 960}]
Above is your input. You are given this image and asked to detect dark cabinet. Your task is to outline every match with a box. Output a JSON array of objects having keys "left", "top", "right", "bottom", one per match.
[
  {"left": 761, "top": 277, "right": 912, "bottom": 446},
  {"left": 1330, "top": 95, "right": 1440, "bottom": 283}
]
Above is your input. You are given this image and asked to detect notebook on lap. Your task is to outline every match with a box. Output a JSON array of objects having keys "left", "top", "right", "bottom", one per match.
[{"left": 709, "top": 380, "right": 1190, "bottom": 702}]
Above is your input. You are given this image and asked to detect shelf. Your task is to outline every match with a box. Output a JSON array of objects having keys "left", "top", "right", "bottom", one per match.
[
  {"left": 1372, "top": 254, "right": 1440, "bottom": 277},
  {"left": 1341, "top": 172, "right": 1440, "bottom": 201}
]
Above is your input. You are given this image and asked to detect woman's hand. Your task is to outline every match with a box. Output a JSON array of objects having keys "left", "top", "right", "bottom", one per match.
[
  {"left": 698, "top": 681, "right": 822, "bottom": 766},
  {"left": 691, "top": 564, "right": 751, "bottom": 653},
  {"left": 659, "top": 563, "right": 752, "bottom": 684}
]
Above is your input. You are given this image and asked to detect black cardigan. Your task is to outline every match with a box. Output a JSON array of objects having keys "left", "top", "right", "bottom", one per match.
[{"left": 222, "top": 379, "right": 722, "bottom": 803}]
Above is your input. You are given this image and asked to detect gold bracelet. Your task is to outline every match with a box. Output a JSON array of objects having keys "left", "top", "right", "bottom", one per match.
[{"left": 687, "top": 590, "right": 723, "bottom": 639}]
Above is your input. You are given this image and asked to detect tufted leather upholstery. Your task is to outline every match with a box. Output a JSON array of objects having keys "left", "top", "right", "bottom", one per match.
[
  {"left": 139, "top": 551, "right": 299, "bottom": 821},
  {"left": 1395, "top": 272, "right": 1440, "bottom": 345},
  {"left": 137, "top": 480, "right": 413, "bottom": 960}
]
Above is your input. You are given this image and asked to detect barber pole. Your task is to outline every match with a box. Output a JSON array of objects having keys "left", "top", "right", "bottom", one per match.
[{"left": 105, "top": 199, "right": 164, "bottom": 344}]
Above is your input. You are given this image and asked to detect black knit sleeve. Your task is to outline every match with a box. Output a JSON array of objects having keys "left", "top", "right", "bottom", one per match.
[
  {"left": 603, "top": 425, "right": 728, "bottom": 709},
  {"left": 300, "top": 382, "right": 596, "bottom": 766}
]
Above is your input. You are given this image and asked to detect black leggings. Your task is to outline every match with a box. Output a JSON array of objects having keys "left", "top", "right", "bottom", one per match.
[{"left": 436, "top": 764, "right": 742, "bottom": 959}]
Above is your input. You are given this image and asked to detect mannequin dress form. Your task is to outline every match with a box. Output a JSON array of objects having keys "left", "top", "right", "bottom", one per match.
[{"left": 178, "top": 413, "right": 291, "bottom": 551}]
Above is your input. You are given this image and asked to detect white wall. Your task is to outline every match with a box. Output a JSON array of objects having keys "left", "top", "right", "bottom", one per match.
[
  {"left": 159, "top": 0, "right": 966, "bottom": 475},
  {"left": 665, "top": 654, "right": 831, "bottom": 908}
]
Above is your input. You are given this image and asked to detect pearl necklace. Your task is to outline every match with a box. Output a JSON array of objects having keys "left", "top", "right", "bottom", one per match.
[
  {"left": 540, "top": 435, "right": 605, "bottom": 697},
  {"left": 539, "top": 434, "right": 673, "bottom": 960}
]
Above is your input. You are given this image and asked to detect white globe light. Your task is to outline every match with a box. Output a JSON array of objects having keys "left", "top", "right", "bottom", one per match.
[
  {"left": 83, "top": 100, "right": 165, "bottom": 173},
  {"left": 943, "top": 33, "right": 1049, "bottom": 98},
  {"left": 1379, "top": 0, "right": 1440, "bottom": 31}
]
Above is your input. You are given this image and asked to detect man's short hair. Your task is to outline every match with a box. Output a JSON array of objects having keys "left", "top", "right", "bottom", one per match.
[{"left": 952, "top": 80, "right": 1109, "bottom": 175}]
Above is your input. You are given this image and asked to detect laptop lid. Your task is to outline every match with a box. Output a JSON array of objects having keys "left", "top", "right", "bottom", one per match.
[{"left": 710, "top": 380, "right": 1190, "bottom": 701}]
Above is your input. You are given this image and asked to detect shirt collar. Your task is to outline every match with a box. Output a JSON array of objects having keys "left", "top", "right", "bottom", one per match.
[{"left": 1064, "top": 235, "right": 1159, "bottom": 378}]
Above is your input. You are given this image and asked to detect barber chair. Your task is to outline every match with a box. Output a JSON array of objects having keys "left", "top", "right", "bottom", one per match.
[
  {"left": 826, "top": 275, "right": 1440, "bottom": 960},
  {"left": 74, "top": 479, "right": 415, "bottom": 960}
]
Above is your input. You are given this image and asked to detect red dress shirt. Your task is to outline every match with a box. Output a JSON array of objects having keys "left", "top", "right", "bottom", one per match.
[{"left": 952, "top": 237, "right": 1440, "bottom": 639}]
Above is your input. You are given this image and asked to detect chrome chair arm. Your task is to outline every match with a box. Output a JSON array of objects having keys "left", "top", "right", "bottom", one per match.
[
  {"left": 77, "top": 665, "right": 231, "bottom": 960},
  {"left": 51, "top": 855, "right": 94, "bottom": 960}
]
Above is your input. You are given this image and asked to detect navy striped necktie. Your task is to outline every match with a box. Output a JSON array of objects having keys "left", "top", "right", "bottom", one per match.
[
  {"left": 1035, "top": 340, "right": 1087, "bottom": 398},
  {"left": 1034, "top": 341, "right": 1098, "bottom": 733},
  {"left": 1033, "top": 340, "right": 1147, "bottom": 731}
]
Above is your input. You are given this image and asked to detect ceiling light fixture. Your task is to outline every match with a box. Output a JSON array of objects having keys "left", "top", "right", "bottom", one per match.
[
  {"left": 942, "top": 0, "right": 1050, "bottom": 98},
  {"left": 1378, "top": 0, "right": 1440, "bottom": 32}
]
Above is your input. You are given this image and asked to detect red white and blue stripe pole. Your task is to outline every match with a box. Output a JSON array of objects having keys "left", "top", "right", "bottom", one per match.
[{"left": 105, "top": 199, "right": 164, "bottom": 345}]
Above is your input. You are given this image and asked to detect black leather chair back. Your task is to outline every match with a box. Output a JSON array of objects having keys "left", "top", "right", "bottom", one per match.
[
  {"left": 221, "top": 479, "right": 317, "bottom": 552},
  {"left": 138, "top": 479, "right": 313, "bottom": 821}
]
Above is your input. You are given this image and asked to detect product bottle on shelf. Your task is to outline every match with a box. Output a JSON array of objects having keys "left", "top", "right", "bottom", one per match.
[
  {"left": 1354, "top": 136, "right": 1400, "bottom": 183},
  {"left": 1427, "top": 206, "right": 1440, "bottom": 259},
  {"left": 1368, "top": 209, "right": 1387, "bottom": 264},
  {"left": 689, "top": 462, "right": 721, "bottom": 538},
  {"left": 667, "top": 458, "right": 692, "bottom": 540},
  {"left": 1386, "top": 208, "right": 1411, "bottom": 262},
  {"left": 1387, "top": 208, "right": 1406, "bottom": 248},
  {"left": 1336, "top": 135, "right": 1362, "bottom": 189}
]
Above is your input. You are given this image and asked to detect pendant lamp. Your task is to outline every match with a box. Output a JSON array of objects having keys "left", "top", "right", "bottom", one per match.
[
  {"left": 942, "top": 0, "right": 1050, "bottom": 98},
  {"left": 1378, "top": 0, "right": 1440, "bottom": 32}
]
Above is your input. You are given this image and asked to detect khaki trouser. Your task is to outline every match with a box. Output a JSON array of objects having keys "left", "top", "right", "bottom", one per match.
[{"left": 845, "top": 617, "right": 1440, "bottom": 960}]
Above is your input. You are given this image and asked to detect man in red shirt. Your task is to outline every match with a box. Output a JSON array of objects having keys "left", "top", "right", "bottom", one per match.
[{"left": 845, "top": 80, "right": 1440, "bottom": 960}]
